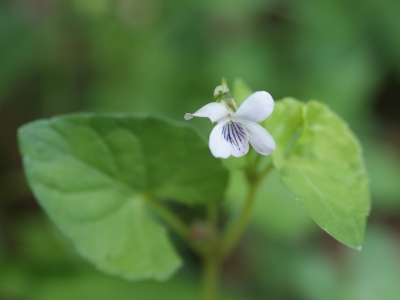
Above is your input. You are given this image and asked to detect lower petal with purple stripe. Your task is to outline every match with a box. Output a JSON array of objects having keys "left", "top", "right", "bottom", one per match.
[{"left": 222, "top": 122, "right": 249, "bottom": 157}]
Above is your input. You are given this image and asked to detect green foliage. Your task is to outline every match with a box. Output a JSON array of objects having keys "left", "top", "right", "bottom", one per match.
[
  {"left": 0, "top": 265, "right": 248, "bottom": 300},
  {"left": 0, "top": 216, "right": 248, "bottom": 300},
  {"left": 266, "top": 99, "right": 370, "bottom": 248},
  {"left": 18, "top": 114, "right": 228, "bottom": 281},
  {"left": 230, "top": 79, "right": 370, "bottom": 247},
  {"left": 3, "top": 0, "right": 400, "bottom": 298}
]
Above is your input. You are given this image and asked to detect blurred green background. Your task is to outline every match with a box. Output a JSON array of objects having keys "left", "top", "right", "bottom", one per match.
[{"left": 1, "top": 0, "right": 400, "bottom": 299}]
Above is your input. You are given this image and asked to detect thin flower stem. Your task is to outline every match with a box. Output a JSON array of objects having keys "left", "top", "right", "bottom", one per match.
[
  {"left": 218, "top": 163, "right": 273, "bottom": 259},
  {"left": 202, "top": 254, "right": 220, "bottom": 300},
  {"left": 201, "top": 203, "right": 220, "bottom": 300},
  {"left": 145, "top": 195, "right": 189, "bottom": 239},
  {"left": 218, "top": 181, "right": 258, "bottom": 259}
]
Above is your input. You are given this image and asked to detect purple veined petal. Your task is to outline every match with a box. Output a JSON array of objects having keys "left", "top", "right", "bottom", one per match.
[
  {"left": 209, "top": 122, "right": 232, "bottom": 158},
  {"left": 234, "top": 91, "right": 274, "bottom": 123},
  {"left": 184, "top": 102, "right": 230, "bottom": 122},
  {"left": 241, "top": 121, "right": 276, "bottom": 155},
  {"left": 223, "top": 122, "right": 249, "bottom": 157}
]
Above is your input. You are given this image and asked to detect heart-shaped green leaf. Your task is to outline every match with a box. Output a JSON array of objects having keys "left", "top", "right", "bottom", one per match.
[
  {"left": 18, "top": 114, "right": 228, "bottom": 280},
  {"left": 266, "top": 99, "right": 370, "bottom": 249}
]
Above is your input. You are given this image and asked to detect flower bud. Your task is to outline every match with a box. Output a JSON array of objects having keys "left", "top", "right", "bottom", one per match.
[{"left": 213, "top": 77, "right": 239, "bottom": 112}]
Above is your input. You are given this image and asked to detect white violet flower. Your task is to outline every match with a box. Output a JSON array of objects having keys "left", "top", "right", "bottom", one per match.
[{"left": 184, "top": 82, "right": 276, "bottom": 158}]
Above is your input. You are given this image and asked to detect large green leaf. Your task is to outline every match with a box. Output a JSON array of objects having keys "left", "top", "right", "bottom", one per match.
[
  {"left": 18, "top": 114, "right": 228, "bottom": 280},
  {"left": 266, "top": 99, "right": 370, "bottom": 249}
]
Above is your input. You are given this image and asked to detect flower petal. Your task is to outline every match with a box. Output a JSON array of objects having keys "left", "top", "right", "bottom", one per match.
[
  {"left": 184, "top": 102, "right": 229, "bottom": 122},
  {"left": 209, "top": 122, "right": 232, "bottom": 158},
  {"left": 241, "top": 121, "right": 275, "bottom": 155},
  {"left": 224, "top": 122, "right": 249, "bottom": 157},
  {"left": 234, "top": 91, "right": 274, "bottom": 123}
]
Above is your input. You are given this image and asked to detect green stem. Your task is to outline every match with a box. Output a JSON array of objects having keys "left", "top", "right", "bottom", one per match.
[
  {"left": 202, "top": 253, "right": 220, "bottom": 300},
  {"left": 218, "top": 181, "right": 258, "bottom": 259},
  {"left": 218, "top": 163, "right": 273, "bottom": 259},
  {"left": 145, "top": 195, "right": 189, "bottom": 239},
  {"left": 200, "top": 204, "right": 220, "bottom": 299}
]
